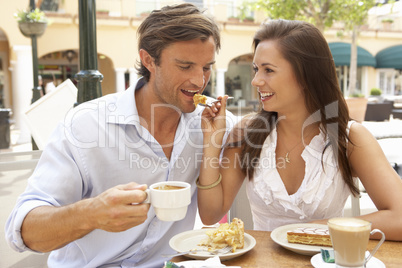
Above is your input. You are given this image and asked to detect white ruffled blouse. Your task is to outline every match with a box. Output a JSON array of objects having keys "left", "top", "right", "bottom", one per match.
[{"left": 245, "top": 123, "right": 354, "bottom": 231}]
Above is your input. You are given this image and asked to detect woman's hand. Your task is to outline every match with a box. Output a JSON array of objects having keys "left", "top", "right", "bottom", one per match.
[{"left": 201, "top": 96, "right": 229, "bottom": 147}]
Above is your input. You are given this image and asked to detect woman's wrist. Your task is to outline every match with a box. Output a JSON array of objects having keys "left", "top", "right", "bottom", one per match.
[{"left": 196, "top": 173, "right": 222, "bottom": 190}]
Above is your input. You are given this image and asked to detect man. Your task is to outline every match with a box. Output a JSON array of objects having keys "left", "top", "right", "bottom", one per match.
[{"left": 6, "top": 4, "right": 235, "bottom": 267}]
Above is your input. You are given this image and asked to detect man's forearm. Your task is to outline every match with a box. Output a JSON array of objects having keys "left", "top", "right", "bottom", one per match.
[{"left": 21, "top": 199, "right": 94, "bottom": 252}]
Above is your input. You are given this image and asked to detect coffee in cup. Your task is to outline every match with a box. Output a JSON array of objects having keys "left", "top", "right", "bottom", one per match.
[
  {"left": 143, "top": 181, "right": 191, "bottom": 221},
  {"left": 154, "top": 185, "right": 185, "bottom": 190},
  {"left": 328, "top": 217, "right": 385, "bottom": 268}
]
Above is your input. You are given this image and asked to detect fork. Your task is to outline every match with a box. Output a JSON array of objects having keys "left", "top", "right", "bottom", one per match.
[
  {"left": 198, "top": 97, "right": 234, "bottom": 107},
  {"left": 161, "top": 245, "right": 233, "bottom": 258},
  {"left": 161, "top": 249, "right": 208, "bottom": 258},
  {"left": 213, "top": 245, "right": 233, "bottom": 254}
]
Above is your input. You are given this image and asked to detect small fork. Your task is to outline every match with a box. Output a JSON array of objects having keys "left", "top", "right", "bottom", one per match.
[
  {"left": 198, "top": 97, "right": 234, "bottom": 107},
  {"left": 161, "top": 245, "right": 233, "bottom": 258},
  {"left": 213, "top": 245, "right": 233, "bottom": 254}
]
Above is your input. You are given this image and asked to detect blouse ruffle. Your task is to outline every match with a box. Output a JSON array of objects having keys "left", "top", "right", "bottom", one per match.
[{"left": 247, "top": 125, "right": 351, "bottom": 231}]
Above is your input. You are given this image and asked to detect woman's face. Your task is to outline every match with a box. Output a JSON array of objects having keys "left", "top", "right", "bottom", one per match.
[{"left": 252, "top": 39, "right": 305, "bottom": 117}]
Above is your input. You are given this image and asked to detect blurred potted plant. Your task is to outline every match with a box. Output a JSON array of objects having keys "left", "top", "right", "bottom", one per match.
[
  {"left": 96, "top": 9, "right": 109, "bottom": 16},
  {"left": 228, "top": 16, "right": 240, "bottom": 23},
  {"left": 243, "top": 16, "right": 255, "bottom": 23},
  {"left": 345, "top": 93, "right": 368, "bottom": 122},
  {"left": 14, "top": 8, "right": 48, "bottom": 37},
  {"left": 370, "top": 88, "right": 382, "bottom": 96},
  {"left": 369, "top": 88, "right": 383, "bottom": 103},
  {"left": 381, "top": 18, "right": 394, "bottom": 30}
]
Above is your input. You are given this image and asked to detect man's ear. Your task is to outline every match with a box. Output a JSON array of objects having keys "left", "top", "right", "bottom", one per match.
[{"left": 139, "top": 49, "right": 155, "bottom": 73}]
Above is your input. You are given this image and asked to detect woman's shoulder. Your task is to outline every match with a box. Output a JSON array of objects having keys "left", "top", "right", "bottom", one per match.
[
  {"left": 347, "top": 121, "right": 379, "bottom": 152},
  {"left": 348, "top": 121, "right": 374, "bottom": 137}
]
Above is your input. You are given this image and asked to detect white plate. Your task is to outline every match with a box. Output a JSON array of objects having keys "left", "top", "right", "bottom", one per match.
[
  {"left": 311, "top": 253, "right": 385, "bottom": 268},
  {"left": 270, "top": 223, "right": 332, "bottom": 256},
  {"left": 169, "top": 229, "right": 256, "bottom": 261}
]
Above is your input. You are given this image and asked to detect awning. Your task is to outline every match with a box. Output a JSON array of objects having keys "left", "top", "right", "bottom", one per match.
[
  {"left": 328, "top": 42, "right": 376, "bottom": 67},
  {"left": 376, "top": 45, "right": 402, "bottom": 69}
]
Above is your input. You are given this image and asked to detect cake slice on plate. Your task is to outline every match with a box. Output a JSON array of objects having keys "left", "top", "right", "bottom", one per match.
[{"left": 287, "top": 227, "right": 332, "bottom": 247}]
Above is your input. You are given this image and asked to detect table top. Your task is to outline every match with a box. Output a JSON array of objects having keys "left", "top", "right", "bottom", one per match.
[
  {"left": 172, "top": 230, "right": 402, "bottom": 267},
  {"left": 0, "top": 150, "right": 42, "bottom": 171},
  {"left": 362, "top": 120, "right": 402, "bottom": 139}
]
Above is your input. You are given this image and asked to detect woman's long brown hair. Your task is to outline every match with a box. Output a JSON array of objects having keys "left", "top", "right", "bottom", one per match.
[{"left": 239, "top": 20, "right": 359, "bottom": 196}]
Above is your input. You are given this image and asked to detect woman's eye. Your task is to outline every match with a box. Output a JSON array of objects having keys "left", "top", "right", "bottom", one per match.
[
  {"left": 253, "top": 67, "right": 258, "bottom": 73},
  {"left": 265, "top": 68, "right": 273, "bottom": 73}
]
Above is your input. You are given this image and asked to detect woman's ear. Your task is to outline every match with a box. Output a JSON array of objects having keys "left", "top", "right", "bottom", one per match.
[{"left": 139, "top": 49, "right": 155, "bottom": 73}]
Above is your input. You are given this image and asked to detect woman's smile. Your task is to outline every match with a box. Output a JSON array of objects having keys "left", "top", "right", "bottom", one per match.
[{"left": 259, "top": 91, "right": 275, "bottom": 101}]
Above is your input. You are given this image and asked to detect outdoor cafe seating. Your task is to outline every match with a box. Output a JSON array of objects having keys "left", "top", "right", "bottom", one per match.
[
  {"left": 1, "top": 81, "right": 402, "bottom": 267},
  {"left": 364, "top": 101, "right": 394, "bottom": 121}
]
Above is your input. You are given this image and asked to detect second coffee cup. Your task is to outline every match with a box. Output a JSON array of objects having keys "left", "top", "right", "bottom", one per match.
[{"left": 328, "top": 217, "right": 385, "bottom": 268}]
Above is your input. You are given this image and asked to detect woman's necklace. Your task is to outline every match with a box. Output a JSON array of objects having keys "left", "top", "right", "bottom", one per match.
[
  {"left": 278, "top": 127, "right": 313, "bottom": 164},
  {"left": 281, "top": 139, "right": 304, "bottom": 164},
  {"left": 283, "top": 141, "right": 302, "bottom": 164}
]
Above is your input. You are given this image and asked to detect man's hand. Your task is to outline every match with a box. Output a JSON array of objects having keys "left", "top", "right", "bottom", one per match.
[
  {"left": 21, "top": 182, "right": 151, "bottom": 252},
  {"left": 87, "top": 183, "right": 150, "bottom": 232}
]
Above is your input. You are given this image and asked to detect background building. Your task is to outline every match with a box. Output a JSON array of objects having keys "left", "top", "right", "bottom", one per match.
[{"left": 0, "top": 0, "right": 401, "bottom": 141}]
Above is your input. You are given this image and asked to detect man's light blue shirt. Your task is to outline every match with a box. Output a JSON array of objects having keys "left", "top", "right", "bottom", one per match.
[{"left": 5, "top": 78, "right": 237, "bottom": 267}]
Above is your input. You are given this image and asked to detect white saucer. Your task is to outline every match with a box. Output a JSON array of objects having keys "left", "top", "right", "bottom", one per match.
[{"left": 311, "top": 253, "right": 385, "bottom": 268}]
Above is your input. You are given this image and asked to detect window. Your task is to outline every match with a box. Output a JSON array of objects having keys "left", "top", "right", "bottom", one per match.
[
  {"left": 40, "top": 0, "right": 60, "bottom": 12},
  {"left": 135, "top": 0, "right": 157, "bottom": 16},
  {"left": 184, "top": 0, "right": 204, "bottom": 9},
  {"left": 335, "top": 66, "right": 364, "bottom": 96},
  {"left": 214, "top": 0, "right": 237, "bottom": 17},
  {"left": 378, "top": 69, "right": 397, "bottom": 96}
]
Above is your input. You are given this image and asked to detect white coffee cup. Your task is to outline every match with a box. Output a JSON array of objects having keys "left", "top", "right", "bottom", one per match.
[
  {"left": 143, "top": 181, "right": 191, "bottom": 221},
  {"left": 328, "top": 217, "right": 385, "bottom": 268}
]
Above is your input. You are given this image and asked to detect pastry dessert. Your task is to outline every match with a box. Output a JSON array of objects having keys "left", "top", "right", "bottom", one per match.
[
  {"left": 198, "top": 218, "right": 244, "bottom": 252},
  {"left": 193, "top": 93, "right": 207, "bottom": 106},
  {"left": 287, "top": 227, "right": 332, "bottom": 247}
]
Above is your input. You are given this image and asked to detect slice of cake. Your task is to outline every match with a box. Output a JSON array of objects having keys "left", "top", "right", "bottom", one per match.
[
  {"left": 193, "top": 93, "right": 207, "bottom": 107},
  {"left": 287, "top": 227, "right": 332, "bottom": 247},
  {"left": 198, "top": 218, "right": 244, "bottom": 252}
]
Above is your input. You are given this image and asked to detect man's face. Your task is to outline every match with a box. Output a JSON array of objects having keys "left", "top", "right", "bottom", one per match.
[{"left": 150, "top": 36, "right": 216, "bottom": 113}]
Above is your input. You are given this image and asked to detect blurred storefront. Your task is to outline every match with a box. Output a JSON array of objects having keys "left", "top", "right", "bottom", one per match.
[{"left": 0, "top": 0, "right": 402, "bottom": 135}]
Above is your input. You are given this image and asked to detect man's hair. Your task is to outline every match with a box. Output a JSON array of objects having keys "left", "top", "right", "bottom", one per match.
[{"left": 136, "top": 3, "right": 221, "bottom": 82}]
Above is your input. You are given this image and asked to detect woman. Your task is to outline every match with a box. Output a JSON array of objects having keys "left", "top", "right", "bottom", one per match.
[{"left": 199, "top": 19, "right": 402, "bottom": 240}]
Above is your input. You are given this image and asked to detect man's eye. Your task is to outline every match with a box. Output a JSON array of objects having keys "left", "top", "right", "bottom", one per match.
[
  {"left": 179, "top": 66, "right": 191, "bottom": 70},
  {"left": 203, "top": 67, "right": 211, "bottom": 72}
]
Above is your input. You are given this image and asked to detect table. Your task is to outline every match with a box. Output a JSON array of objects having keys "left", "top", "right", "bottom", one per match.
[
  {"left": 362, "top": 120, "right": 402, "bottom": 139},
  {"left": 0, "top": 150, "right": 42, "bottom": 171},
  {"left": 172, "top": 230, "right": 402, "bottom": 267}
]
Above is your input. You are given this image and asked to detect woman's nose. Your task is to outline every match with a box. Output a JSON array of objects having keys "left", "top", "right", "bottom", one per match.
[{"left": 251, "top": 73, "right": 264, "bottom": 87}]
